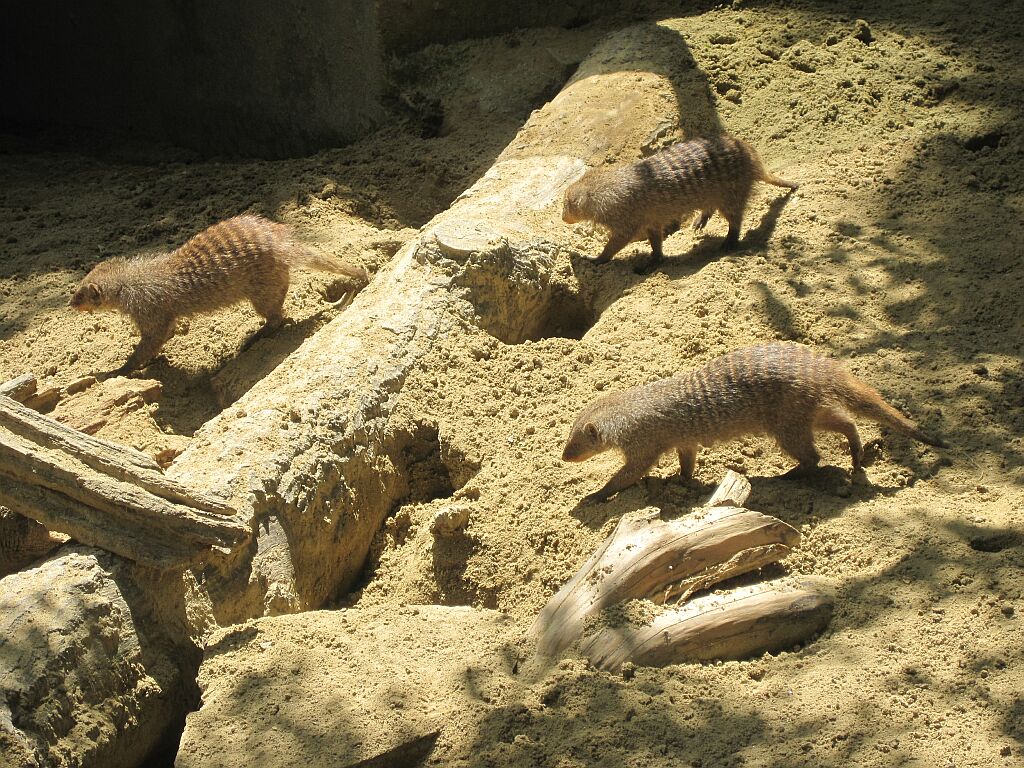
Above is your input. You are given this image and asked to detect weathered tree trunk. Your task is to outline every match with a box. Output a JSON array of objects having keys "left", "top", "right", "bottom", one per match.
[
  {"left": 0, "top": 508, "right": 62, "bottom": 578},
  {"left": 0, "top": 394, "right": 249, "bottom": 569}
]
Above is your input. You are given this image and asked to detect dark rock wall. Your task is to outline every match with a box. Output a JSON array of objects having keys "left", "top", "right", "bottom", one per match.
[{"left": 0, "top": 0, "right": 384, "bottom": 157}]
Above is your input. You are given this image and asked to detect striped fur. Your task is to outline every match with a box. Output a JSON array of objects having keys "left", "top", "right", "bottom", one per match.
[
  {"left": 562, "top": 343, "right": 945, "bottom": 501},
  {"left": 562, "top": 135, "right": 797, "bottom": 268},
  {"left": 70, "top": 215, "right": 365, "bottom": 372}
]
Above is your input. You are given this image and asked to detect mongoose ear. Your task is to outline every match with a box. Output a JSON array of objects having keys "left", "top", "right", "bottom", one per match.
[
  {"left": 585, "top": 422, "right": 598, "bottom": 440},
  {"left": 88, "top": 282, "right": 102, "bottom": 298}
]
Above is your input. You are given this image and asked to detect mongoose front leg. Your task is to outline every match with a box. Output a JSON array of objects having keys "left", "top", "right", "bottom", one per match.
[
  {"left": 592, "top": 231, "right": 632, "bottom": 265},
  {"left": 117, "top": 317, "right": 175, "bottom": 374},
  {"left": 581, "top": 451, "right": 658, "bottom": 503},
  {"left": 677, "top": 445, "right": 697, "bottom": 480}
]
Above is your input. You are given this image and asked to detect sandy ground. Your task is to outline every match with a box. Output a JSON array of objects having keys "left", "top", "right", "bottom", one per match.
[{"left": 2, "top": 0, "right": 1023, "bottom": 766}]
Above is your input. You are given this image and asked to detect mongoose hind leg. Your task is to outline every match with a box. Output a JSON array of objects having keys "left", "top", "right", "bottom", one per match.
[
  {"left": 721, "top": 208, "right": 745, "bottom": 250},
  {"left": 720, "top": 191, "right": 750, "bottom": 250},
  {"left": 776, "top": 425, "right": 821, "bottom": 477},
  {"left": 692, "top": 211, "right": 713, "bottom": 232},
  {"left": 250, "top": 278, "right": 289, "bottom": 332},
  {"left": 815, "top": 409, "right": 864, "bottom": 470},
  {"left": 582, "top": 450, "right": 659, "bottom": 503}
]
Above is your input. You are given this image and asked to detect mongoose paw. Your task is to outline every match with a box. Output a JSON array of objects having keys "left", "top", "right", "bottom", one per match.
[
  {"left": 581, "top": 491, "right": 610, "bottom": 504},
  {"left": 692, "top": 212, "right": 712, "bottom": 232}
]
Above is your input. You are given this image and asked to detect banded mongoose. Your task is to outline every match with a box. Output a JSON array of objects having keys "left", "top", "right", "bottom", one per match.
[
  {"left": 562, "top": 134, "right": 798, "bottom": 269},
  {"left": 70, "top": 215, "right": 366, "bottom": 373},
  {"left": 562, "top": 343, "right": 945, "bottom": 502}
]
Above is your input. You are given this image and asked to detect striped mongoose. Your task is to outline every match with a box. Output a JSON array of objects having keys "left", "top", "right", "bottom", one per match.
[
  {"left": 562, "top": 134, "right": 798, "bottom": 269},
  {"left": 70, "top": 215, "right": 366, "bottom": 373},
  {"left": 562, "top": 343, "right": 945, "bottom": 502}
]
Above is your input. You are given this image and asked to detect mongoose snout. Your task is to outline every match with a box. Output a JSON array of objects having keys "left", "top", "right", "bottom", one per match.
[
  {"left": 561, "top": 422, "right": 602, "bottom": 462},
  {"left": 563, "top": 343, "right": 945, "bottom": 503}
]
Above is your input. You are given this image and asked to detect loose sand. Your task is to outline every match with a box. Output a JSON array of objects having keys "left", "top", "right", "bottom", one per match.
[{"left": 1, "top": 1, "right": 1022, "bottom": 766}]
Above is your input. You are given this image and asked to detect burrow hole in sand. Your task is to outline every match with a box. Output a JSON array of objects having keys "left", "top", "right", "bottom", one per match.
[
  {"left": 466, "top": 272, "right": 600, "bottom": 344},
  {"left": 351, "top": 421, "right": 482, "bottom": 603}
]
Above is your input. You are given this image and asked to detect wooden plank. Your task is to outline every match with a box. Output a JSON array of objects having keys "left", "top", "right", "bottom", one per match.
[
  {"left": 0, "top": 374, "right": 37, "bottom": 403},
  {"left": 0, "top": 394, "right": 229, "bottom": 514},
  {"left": 53, "top": 376, "right": 161, "bottom": 435}
]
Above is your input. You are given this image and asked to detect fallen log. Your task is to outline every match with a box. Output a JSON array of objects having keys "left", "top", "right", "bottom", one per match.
[
  {"left": 0, "top": 394, "right": 249, "bottom": 570},
  {"left": 581, "top": 578, "right": 834, "bottom": 670},
  {"left": 531, "top": 471, "right": 801, "bottom": 658},
  {"left": 164, "top": 20, "right": 719, "bottom": 622}
]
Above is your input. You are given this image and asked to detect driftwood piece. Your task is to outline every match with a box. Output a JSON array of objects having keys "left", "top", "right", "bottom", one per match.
[
  {"left": 531, "top": 471, "right": 799, "bottom": 658},
  {"left": 0, "top": 374, "right": 37, "bottom": 403},
  {"left": 581, "top": 578, "right": 834, "bottom": 670},
  {"left": 0, "top": 394, "right": 248, "bottom": 569}
]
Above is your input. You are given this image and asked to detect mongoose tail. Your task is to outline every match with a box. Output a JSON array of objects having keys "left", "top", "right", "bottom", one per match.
[
  {"left": 284, "top": 245, "right": 368, "bottom": 282},
  {"left": 842, "top": 379, "right": 948, "bottom": 449},
  {"left": 741, "top": 138, "right": 799, "bottom": 191}
]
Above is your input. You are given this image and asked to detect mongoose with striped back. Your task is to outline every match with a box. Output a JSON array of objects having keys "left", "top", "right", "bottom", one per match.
[
  {"left": 562, "top": 134, "right": 798, "bottom": 270},
  {"left": 562, "top": 343, "right": 945, "bottom": 502},
  {"left": 70, "top": 215, "right": 366, "bottom": 373}
]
